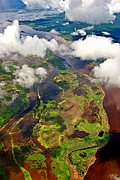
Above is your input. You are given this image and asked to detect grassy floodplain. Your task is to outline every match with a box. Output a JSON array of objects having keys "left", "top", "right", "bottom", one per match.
[{"left": 0, "top": 55, "right": 109, "bottom": 179}]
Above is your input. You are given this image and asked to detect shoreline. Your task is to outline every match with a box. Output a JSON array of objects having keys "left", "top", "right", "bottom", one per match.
[{"left": 85, "top": 86, "right": 120, "bottom": 179}]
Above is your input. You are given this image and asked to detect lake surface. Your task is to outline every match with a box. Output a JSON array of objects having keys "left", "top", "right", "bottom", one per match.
[{"left": 0, "top": 0, "right": 25, "bottom": 10}]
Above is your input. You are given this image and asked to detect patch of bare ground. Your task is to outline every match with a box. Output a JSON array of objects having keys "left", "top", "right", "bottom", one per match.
[{"left": 60, "top": 98, "right": 82, "bottom": 119}]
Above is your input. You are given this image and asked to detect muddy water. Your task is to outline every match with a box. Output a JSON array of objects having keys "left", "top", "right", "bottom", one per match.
[
  {"left": 85, "top": 87, "right": 120, "bottom": 180},
  {"left": 103, "top": 87, "right": 120, "bottom": 132}
]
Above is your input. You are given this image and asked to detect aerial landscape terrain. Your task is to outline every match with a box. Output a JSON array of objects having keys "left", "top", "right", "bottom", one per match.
[{"left": 1, "top": 0, "right": 120, "bottom": 179}]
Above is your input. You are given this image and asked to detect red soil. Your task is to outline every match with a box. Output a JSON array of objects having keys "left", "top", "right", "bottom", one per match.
[
  {"left": 85, "top": 159, "right": 120, "bottom": 180},
  {"left": 46, "top": 155, "right": 57, "bottom": 180}
]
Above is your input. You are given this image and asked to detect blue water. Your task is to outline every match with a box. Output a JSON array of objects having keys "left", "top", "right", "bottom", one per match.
[{"left": 0, "top": 0, "right": 25, "bottom": 10}]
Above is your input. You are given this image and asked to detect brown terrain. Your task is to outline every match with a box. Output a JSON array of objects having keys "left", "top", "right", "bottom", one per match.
[
  {"left": 0, "top": 112, "right": 57, "bottom": 180},
  {"left": 0, "top": 58, "right": 118, "bottom": 180}
]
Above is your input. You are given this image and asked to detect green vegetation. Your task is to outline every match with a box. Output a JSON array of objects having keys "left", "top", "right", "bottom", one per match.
[
  {"left": 51, "top": 156, "right": 70, "bottom": 180},
  {"left": 1, "top": 11, "right": 120, "bottom": 179},
  {"left": 0, "top": 52, "right": 110, "bottom": 179},
  {"left": 54, "top": 70, "right": 79, "bottom": 92},
  {"left": 0, "top": 166, "right": 8, "bottom": 180},
  {"left": 0, "top": 61, "right": 30, "bottom": 128},
  {"left": 31, "top": 70, "right": 109, "bottom": 178},
  {"left": 0, "top": 92, "right": 29, "bottom": 128},
  {"left": 10, "top": 133, "right": 32, "bottom": 180},
  {"left": 47, "top": 55, "right": 67, "bottom": 70},
  {"left": 51, "top": 146, "right": 70, "bottom": 180},
  {"left": 0, "top": 142, "right": 4, "bottom": 150},
  {"left": 30, "top": 62, "right": 49, "bottom": 70},
  {"left": 0, "top": 63, "right": 109, "bottom": 179},
  {"left": 26, "top": 151, "right": 47, "bottom": 169}
]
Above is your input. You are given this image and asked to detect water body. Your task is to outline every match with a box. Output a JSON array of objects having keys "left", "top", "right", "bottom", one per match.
[
  {"left": 85, "top": 87, "right": 120, "bottom": 179},
  {"left": 0, "top": 0, "right": 25, "bottom": 10}
]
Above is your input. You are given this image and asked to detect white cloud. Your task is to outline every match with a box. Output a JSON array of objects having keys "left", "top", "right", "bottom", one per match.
[
  {"left": 0, "top": 81, "right": 18, "bottom": 105},
  {"left": 13, "top": 64, "right": 47, "bottom": 88},
  {"left": 71, "top": 31, "right": 79, "bottom": 36},
  {"left": 109, "top": 0, "right": 120, "bottom": 13},
  {"left": 22, "top": 0, "right": 64, "bottom": 10},
  {"left": 102, "top": 31, "right": 110, "bottom": 36},
  {"left": 50, "top": 29, "right": 60, "bottom": 35},
  {"left": 59, "top": 0, "right": 70, "bottom": 11},
  {"left": 35, "top": 67, "right": 48, "bottom": 79},
  {"left": 20, "top": 36, "right": 58, "bottom": 57},
  {"left": 71, "top": 26, "right": 93, "bottom": 36},
  {"left": 71, "top": 29, "right": 87, "bottom": 36},
  {"left": 93, "top": 51, "right": 120, "bottom": 87},
  {"left": 0, "top": 20, "right": 59, "bottom": 58},
  {"left": 71, "top": 35, "right": 120, "bottom": 60},
  {"left": 83, "top": 26, "right": 94, "bottom": 30},
  {"left": 63, "top": 0, "right": 115, "bottom": 24},
  {"left": 77, "top": 29, "right": 87, "bottom": 36},
  {"left": 21, "top": 0, "right": 120, "bottom": 25},
  {"left": 63, "top": 22, "right": 69, "bottom": 26}
]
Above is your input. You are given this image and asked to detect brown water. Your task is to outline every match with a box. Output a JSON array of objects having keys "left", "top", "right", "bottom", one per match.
[
  {"left": 85, "top": 87, "right": 120, "bottom": 180},
  {"left": 103, "top": 87, "right": 120, "bottom": 132}
]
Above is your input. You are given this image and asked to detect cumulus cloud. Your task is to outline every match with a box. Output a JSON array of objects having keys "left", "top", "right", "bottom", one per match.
[
  {"left": 109, "top": 0, "right": 120, "bottom": 13},
  {"left": 71, "top": 35, "right": 120, "bottom": 60},
  {"left": 71, "top": 29, "right": 87, "bottom": 36},
  {"left": 50, "top": 29, "right": 60, "bottom": 35},
  {"left": 21, "top": 0, "right": 120, "bottom": 24},
  {"left": 22, "top": 0, "right": 68, "bottom": 10},
  {"left": 71, "top": 26, "right": 94, "bottom": 36},
  {"left": 82, "top": 26, "right": 94, "bottom": 31},
  {"left": 63, "top": 0, "right": 115, "bottom": 24},
  {"left": 63, "top": 22, "right": 69, "bottom": 26},
  {"left": 102, "top": 31, "right": 110, "bottom": 36},
  {"left": 77, "top": 29, "right": 87, "bottom": 36},
  {"left": 71, "top": 31, "right": 79, "bottom": 36},
  {"left": 0, "top": 81, "right": 18, "bottom": 105},
  {"left": 93, "top": 51, "right": 120, "bottom": 87},
  {"left": 13, "top": 64, "right": 47, "bottom": 88},
  {"left": 0, "top": 20, "right": 59, "bottom": 58},
  {"left": 35, "top": 67, "right": 48, "bottom": 79}
]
